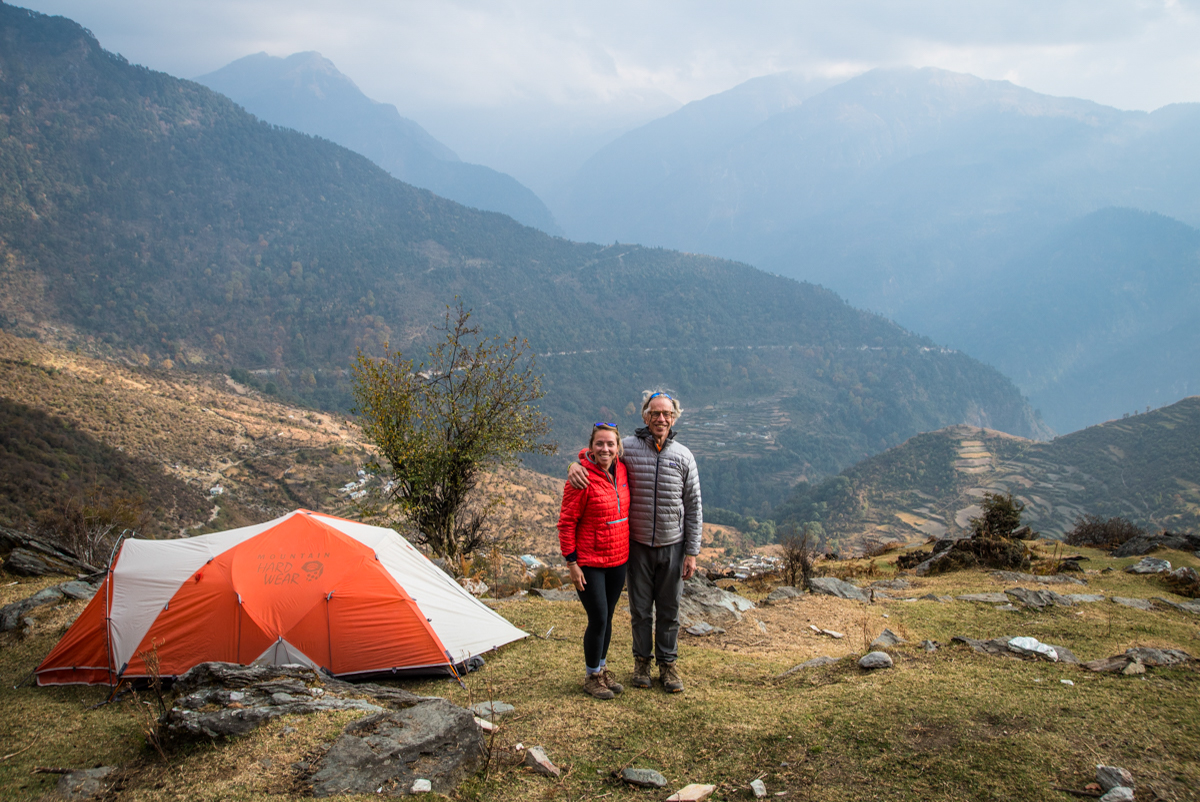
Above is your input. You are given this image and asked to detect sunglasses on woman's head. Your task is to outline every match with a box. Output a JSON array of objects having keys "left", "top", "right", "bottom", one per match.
[{"left": 594, "top": 422, "right": 617, "bottom": 427}]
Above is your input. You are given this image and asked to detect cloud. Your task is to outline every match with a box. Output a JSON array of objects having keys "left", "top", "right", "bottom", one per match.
[{"left": 19, "top": 0, "right": 1200, "bottom": 114}]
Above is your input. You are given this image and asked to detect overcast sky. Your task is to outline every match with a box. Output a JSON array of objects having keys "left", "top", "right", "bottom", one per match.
[{"left": 18, "top": 0, "right": 1200, "bottom": 116}]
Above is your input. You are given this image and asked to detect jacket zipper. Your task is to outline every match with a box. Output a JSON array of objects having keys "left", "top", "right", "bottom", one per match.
[{"left": 651, "top": 441, "right": 662, "bottom": 546}]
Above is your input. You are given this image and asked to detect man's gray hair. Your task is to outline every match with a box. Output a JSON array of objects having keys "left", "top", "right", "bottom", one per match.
[{"left": 640, "top": 389, "right": 682, "bottom": 420}]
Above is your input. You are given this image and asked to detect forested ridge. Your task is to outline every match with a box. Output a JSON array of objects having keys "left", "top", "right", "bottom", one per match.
[{"left": 0, "top": 5, "right": 1046, "bottom": 513}]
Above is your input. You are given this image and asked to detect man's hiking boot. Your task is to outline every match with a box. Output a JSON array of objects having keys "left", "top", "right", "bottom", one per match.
[
  {"left": 659, "top": 661, "right": 684, "bottom": 693},
  {"left": 583, "top": 673, "right": 615, "bottom": 700},
  {"left": 600, "top": 668, "right": 624, "bottom": 695},
  {"left": 631, "top": 657, "right": 653, "bottom": 689}
]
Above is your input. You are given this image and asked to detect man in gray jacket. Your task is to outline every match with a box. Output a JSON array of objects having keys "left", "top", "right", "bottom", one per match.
[{"left": 568, "top": 390, "right": 702, "bottom": 692}]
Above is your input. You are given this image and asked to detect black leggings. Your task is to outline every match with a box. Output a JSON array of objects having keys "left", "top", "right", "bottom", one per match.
[{"left": 575, "top": 563, "right": 627, "bottom": 670}]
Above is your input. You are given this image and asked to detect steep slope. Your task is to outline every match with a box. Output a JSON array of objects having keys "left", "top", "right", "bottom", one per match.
[
  {"left": 196, "top": 52, "right": 560, "bottom": 234},
  {"left": 776, "top": 396, "right": 1200, "bottom": 553},
  {"left": 552, "top": 67, "right": 1200, "bottom": 432},
  {"left": 0, "top": 6, "right": 1046, "bottom": 513}
]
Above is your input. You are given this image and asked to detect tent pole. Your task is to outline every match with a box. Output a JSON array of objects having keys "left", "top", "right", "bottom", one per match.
[{"left": 103, "top": 530, "right": 132, "bottom": 690}]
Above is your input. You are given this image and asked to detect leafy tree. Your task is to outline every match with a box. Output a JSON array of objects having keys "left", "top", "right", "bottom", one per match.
[
  {"left": 970, "top": 492, "right": 1025, "bottom": 539},
  {"left": 352, "top": 303, "right": 555, "bottom": 563}
]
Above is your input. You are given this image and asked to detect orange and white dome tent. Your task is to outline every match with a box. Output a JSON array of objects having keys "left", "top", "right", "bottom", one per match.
[{"left": 36, "top": 509, "right": 527, "bottom": 686}]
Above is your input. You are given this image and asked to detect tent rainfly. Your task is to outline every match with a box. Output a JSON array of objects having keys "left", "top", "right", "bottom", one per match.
[{"left": 36, "top": 509, "right": 527, "bottom": 685}]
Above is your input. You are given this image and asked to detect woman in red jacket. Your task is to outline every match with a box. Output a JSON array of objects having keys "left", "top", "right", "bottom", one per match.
[{"left": 557, "top": 422, "right": 631, "bottom": 699}]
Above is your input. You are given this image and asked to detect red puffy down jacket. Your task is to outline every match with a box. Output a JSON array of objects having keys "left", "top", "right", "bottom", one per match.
[{"left": 557, "top": 448, "right": 630, "bottom": 568}]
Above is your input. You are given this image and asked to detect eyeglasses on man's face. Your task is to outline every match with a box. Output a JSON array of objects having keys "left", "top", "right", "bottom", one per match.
[{"left": 647, "top": 410, "right": 676, "bottom": 419}]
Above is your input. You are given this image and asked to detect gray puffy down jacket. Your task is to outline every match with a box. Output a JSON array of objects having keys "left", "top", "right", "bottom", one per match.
[{"left": 622, "top": 427, "right": 703, "bottom": 554}]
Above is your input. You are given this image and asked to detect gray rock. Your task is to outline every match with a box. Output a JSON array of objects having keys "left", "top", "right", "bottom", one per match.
[
  {"left": 58, "top": 580, "right": 97, "bottom": 600},
  {"left": 1167, "top": 566, "right": 1199, "bottom": 583},
  {"left": 808, "top": 577, "right": 869, "bottom": 602},
  {"left": 523, "top": 746, "right": 560, "bottom": 778},
  {"left": 1113, "top": 531, "right": 1200, "bottom": 557},
  {"left": 1126, "top": 557, "right": 1171, "bottom": 574},
  {"left": 165, "top": 663, "right": 424, "bottom": 738},
  {"left": 996, "top": 604, "right": 1019, "bottom": 611},
  {"left": 1084, "top": 655, "right": 1136, "bottom": 673},
  {"left": 470, "top": 701, "right": 515, "bottom": 720},
  {"left": 680, "top": 575, "right": 755, "bottom": 626},
  {"left": 913, "top": 551, "right": 952, "bottom": 576},
  {"left": 1098, "top": 788, "right": 1134, "bottom": 802},
  {"left": 1125, "top": 647, "right": 1192, "bottom": 666},
  {"left": 870, "top": 578, "right": 911, "bottom": 590},
  {"left": 858, "top": 651, "right": 894, "bottom": 669},
  {"left": 4, "top": 547, "right": 56, "bottom": 576},
  {"left": 1097, "top": 764, "right": 1135, "bottom": 791},
  {"left": 685, "top": 621, "right": 724, "bottom": 636},
  {"left": 309, "top": 700, "right": 486, "bottom": 796},
  {"left": 1112, "top": 597, "right": 1154, "bottom": 611},
  {"left": 870, "top": 629, "right": 907, "bottom": 649},
  {"left": 765, "top": 586, "right": 803, "bottom": 604},
  {"left": 1065, "top": 594, "right": 1105, "bottom": 603},
  {"left": 411, "top": 778, "right": 432, "bottom": 793},
  {"left": 956, "top": 592, "right": 1009, "bottom": 603},
  {"left": 621, "top": 768, "right": 668, "bottom": 788},
  {"left": 1005, "top": 587, "right": 1073, "bottom": 609},
  {"left": 990, "top": 571, "right": 1086, "bottom": 586},
  {"left": 1152, "top": 596, "right": 1200, "bottom": 615},
  {"left": 528, "top": 587, "right": 578, "bottom": 601},
  {"left": 750, "top": 778, "right": 768, "bottom": 798},
  {"left": 0, "top": 586, "right": 65, "bottom": 631},
  {"left": 774, "top": 656, "right": 840, "bottom": 679},
  {"left": 57, "top": 767, "right": 117, "bottom": 801},
  {"left": 921, "top": 640, "right": 939, "bottom": 652},
  {"left": 951, "top": 636, "right": 1077, "bottom": 664}
]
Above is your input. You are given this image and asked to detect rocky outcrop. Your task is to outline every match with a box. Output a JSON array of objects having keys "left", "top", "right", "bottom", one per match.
[
  {"left": 679, "top": 575, "right": 755, "bottom": 627},
  {"left": 1112, "top": 532, "right": 1200, "bottom": 558},
  {"left": 0, "top": 580, "right": 97, "bottom": 632},
  {"left": 807, "top": 577, "right": 868, "bottom": 602}
]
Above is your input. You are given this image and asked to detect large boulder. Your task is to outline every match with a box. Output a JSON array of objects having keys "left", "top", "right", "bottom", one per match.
[
  {"left": 808, "top": 577, "right": 868, "bottom": 602},
  {"left": 679, "top": 575, "right": 755, "bottom": 627},
  {"left": 1112, "top": 532, "right": 1200, "bottom": 558},
  {"left": 308, "top": 700, "right": 486, "bottom": 797}
]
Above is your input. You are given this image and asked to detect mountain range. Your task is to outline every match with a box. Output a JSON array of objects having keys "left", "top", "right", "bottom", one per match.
[
  {"left": 549, "top": 67, "right": 1200, "bottom": 432},
  {"left": 196, "top": 52, "right": 560, "bottom": 234},
  {"left": 0, "top": 4, "right": 1048, "bottom": 516}
]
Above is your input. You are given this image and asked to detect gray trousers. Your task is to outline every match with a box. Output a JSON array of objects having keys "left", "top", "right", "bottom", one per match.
[{"left": 627, "top": 540, "right": 684, "bottom": 665}]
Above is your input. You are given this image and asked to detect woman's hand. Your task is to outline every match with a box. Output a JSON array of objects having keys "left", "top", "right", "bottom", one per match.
[{"left": 568, "top": 562, "right": 586, "bottom": 591}]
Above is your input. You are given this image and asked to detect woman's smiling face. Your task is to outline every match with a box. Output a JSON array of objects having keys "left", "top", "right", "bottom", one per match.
[{"left": 589, "top": 428, "right": 619, "bottom": 468}]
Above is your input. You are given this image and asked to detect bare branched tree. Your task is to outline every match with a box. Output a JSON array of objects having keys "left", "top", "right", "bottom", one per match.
[{"left": 780, "top": 522, "right": 816, "bottom": 590}]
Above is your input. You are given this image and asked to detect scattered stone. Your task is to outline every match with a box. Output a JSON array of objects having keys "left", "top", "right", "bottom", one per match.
[
  {"left": 56, "top": 580, "right": 97, "bottom": 600},
  {"left": 680, "top": 575, "right": 756, "bottom": 627},
  {"left": 1005, "top": 587, "right": 1073, "bottom": 609},
  {"left": 474, "top": 717, "right": 499, "bottom": 734},
  {"left": 1008, "top": 636, "right": 1059, "bottom": 662},
  {"left": 870, "top": 578, "right": 911, "bottom": 590},
  {"left": 1096, "top": 765, "right": 1135, "bottom": 792},
  {"left": 685, "top": 621, "right": 725, "bottom": 636},
  {"left": 411, "top": 778, "right": 432, "bottom": 793},
  {"left": 918, "top": 593, "right": 942, "bottom": 601},
  {"left": 990, "top": 571, "right": 1086, "bottom": 586},
  {"left": 1098, "top": 788, "right": 1134, "bottom": 802},
  {"left": 1152, "top": 596, "right": 1200, "bottom": 615},
  {"left": 666, "top": 783, "right": 717, "bottom": 801},
  {"left": 1113, "top": 531, "right": 1200, "bottom": 557},
  {"left": 808, "top": 577, "right": 869, "bottom": 602},
  {"left": 1065, "top": 594, "right": 1105, "bottom": 603},
  {"left": 0, "top": 586, "right": 65, "bottom": 632},
  {"left": 996, "top": 604, "right": 1019, "bottom": 611},
  {"left": 1060, "top": 679, "right": 1074, "bottom": 686},
  {"left": 523, "top": 746, "right": 560, "bottom": 778},
  {"left": 57, "top": 767, "right": 117, "bottom": 801},
  {"left": 1111, "top": 597, "right": 1153, "bottom": 611},
  {"left": 807, "top": 625, "right": 844, "bottom": 639},
  {"left": 528, "top": 587, "right": 577, "bottom": 602},
  {"left": 751, "top": 778, "right": 768, "bottom": 798},
  {"left": 470, "top": 701, "right": 515, "bottom": 720},
  {"left": 4, "top": 547, "right": 57, "bottom": 577},
  {"left": 1126, "top": 557, "right": 1171, "bottom": 574},
  {"left": 956, "top": 592, "right": 1009, "bottom": 603},
  {"left": 765, "top": 586, "right": 803, "bottom": 604},
  {"left": 858, "top": 651, "right": 894, "bottom": 669},
  {"left": 866, "top": 588, "right": 891, "bottom": 601},
  {"left": 953, "top": 636, "right": 1077, "bottom": 664},
  {"left": 870, "top": 629, "right": 906, "bottom": 649},
  {"left": 1084, "top": 656, "right": 1136, "bottom": 673},
  {"left": 1121, "top": 661, "right": 1146, "bottom": 676},
  {"left": 1125, "top": 647, "right": 1192, "bottom": 666},
  {"left": 1167, "top": 566, "right": 1199, "bottom": 583},
  {"left": 620, "top": 768, "right": 668, "bottom": 788},
  {"left": 309, "top": 700, "right": 486, "bottom": 797},
  {"left": 921, "top": 640, "right": 939, "bottom": 653}
]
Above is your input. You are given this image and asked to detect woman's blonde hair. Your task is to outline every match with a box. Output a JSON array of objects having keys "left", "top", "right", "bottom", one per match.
[
  {"left": 640, "top": 389, "right": 682, "bottom": 421},
  {"left": 588, "top": 422, "right": 624, "bottom": 457}
]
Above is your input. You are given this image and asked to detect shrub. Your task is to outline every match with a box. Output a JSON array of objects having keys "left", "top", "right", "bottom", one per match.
[
  {"left": 780, "top": 523, "right": 815, "bottom": 590},
  {"left": 1065, "top": 514, "right": 1146, "bottom": 549}
]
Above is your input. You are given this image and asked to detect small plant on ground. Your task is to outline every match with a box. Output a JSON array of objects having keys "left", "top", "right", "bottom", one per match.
[{"left": 1065, "top": 514, "right": 1146, "bottom": 550}]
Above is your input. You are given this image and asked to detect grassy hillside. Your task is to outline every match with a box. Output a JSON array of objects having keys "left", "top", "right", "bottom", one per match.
[
  {"left": 3, "top": 540, "right": 1197, "bottom": 800},
  {"left": 777, "top": 396, "right": 1200, "bottom": 554},
  {"left": 0, "top": 5, "right": 1047, "bottom": 513}
]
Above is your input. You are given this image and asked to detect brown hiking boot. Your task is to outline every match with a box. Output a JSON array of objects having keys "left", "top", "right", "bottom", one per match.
[
  {"left": 583, "top": 673, "right": 615, "bottom": 700},
  {"left": 631, "top": 657, "right": 653, "bottom": 689},
  {"left": 600, "top": 668, "right": 624, "bottom": 695},
  {"left": 659, "top": 661, "right": 684, "bottom": 693}
]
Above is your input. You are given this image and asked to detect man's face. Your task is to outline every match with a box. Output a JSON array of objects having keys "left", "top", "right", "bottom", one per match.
[{"left": 644, "top": 397, "right": 676, "bottom": 439}]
